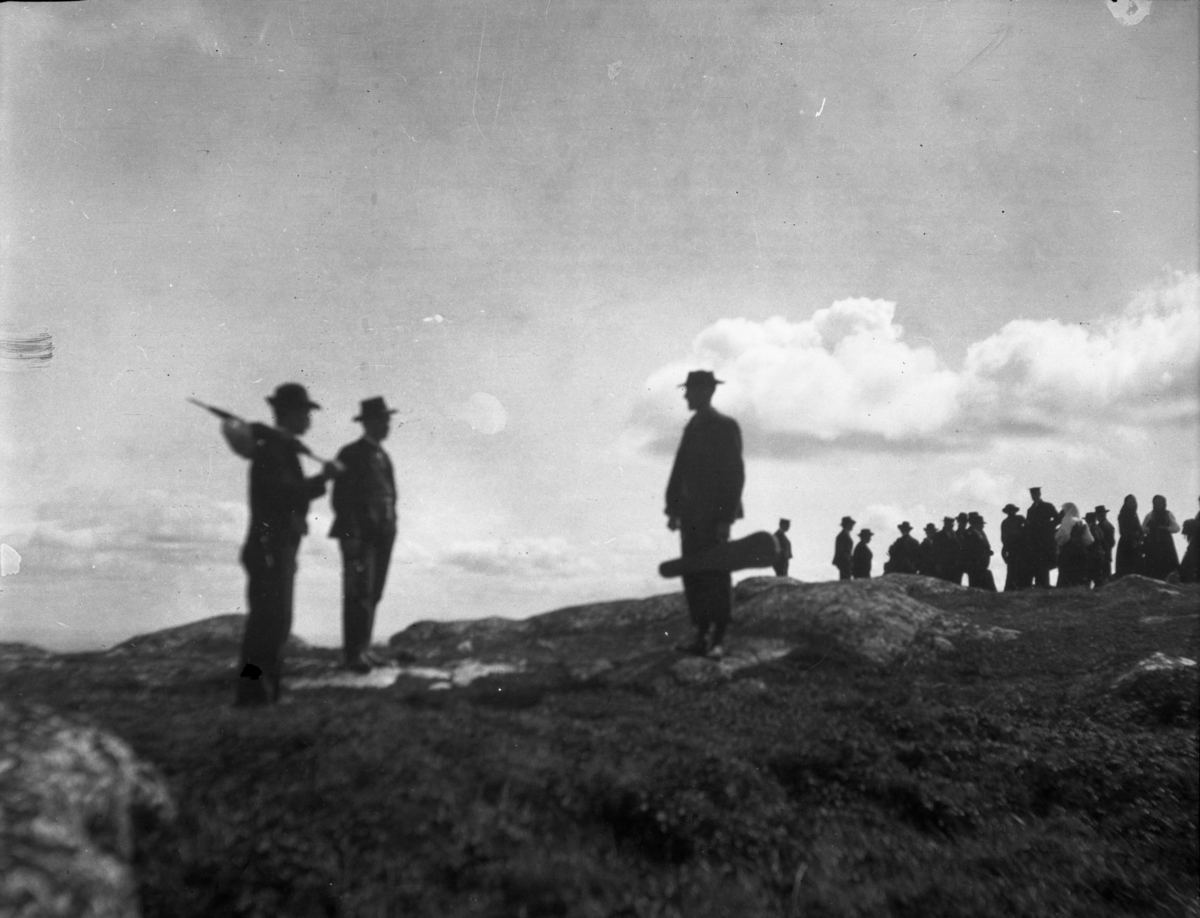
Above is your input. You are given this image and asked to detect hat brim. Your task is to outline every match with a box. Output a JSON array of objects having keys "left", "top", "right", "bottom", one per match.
[
  {"left": 354, "top": 409, "right": 399, "bottom": 422},
  {"left": 267, "top": 397, "right": 321, "bottom": 410}
]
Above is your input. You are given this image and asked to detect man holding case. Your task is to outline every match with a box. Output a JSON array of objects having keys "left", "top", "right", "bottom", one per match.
[
  {"left": 665, "top": 371, "right": 745, "bottom": 660},
  {"left": 330, "top": 397, "right": 399, "bottom": 672}
]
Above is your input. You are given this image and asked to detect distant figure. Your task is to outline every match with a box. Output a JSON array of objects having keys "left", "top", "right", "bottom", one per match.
[
  {"left": 1055, "top": 502, "right": 1093, "bottom": 588},
  {"left": 953, "top": 513, "right": 970, "bottom": 585},
  {"left": 1180, "top": 498, "right": 1199, "bottom": 584},
  {"left": 1141, "top": 495, "right": 1181, "bottom": 581},
  {"left": 917, "top": 523, "right": 939, "bottom": 576},
  {"left": 999, "top": 503, "right": 1029, "bottom": 592},
  {"left": 833, "top": 516, "right": 856, "bottom": 581},
  {"left": 1084, "top": 512, "right": 1108, "bottom": 589},
  {"left": 1026, "top": 487, "right": 1060, "bottom": 587},
  {"left": 1114, "top": 494, "right": 1144, "bottom": 578},
  {"left": 933, "top": 517, "right": 959, "bottom": 582},
  {"left": 773, "top": 518, "right": 793, "bottom": 577},
  {"left": 852, "top": 529, "right": 874, "bottom": 579},
  {"left": 963, "top": 512, "right": 996, "bottom": 591},
  {"left": 884, "top": 522, "right": 921, "bottom": 574},
  {"left": 236, "top": 383, "right": 341, "bottom": 707},
  {"left": 1094, "top": 505, "right": 1115, "bottom": 586},
  {"left": 329, "top": 397, "right": 399, "bottom": 674},
  {"left": 665, "top": 371, "right": 745, "bottom": 660}
]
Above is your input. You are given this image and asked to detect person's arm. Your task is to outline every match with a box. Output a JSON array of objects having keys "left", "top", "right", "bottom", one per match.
[{"left": 715, "top": 419, "right": 745, "bottom": 527}]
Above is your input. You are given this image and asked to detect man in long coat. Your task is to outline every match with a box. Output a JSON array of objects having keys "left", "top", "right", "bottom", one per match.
[
  {"left": 852, "top": 529, "right": 874, "bottom": 579},
  {"left": 833, "top": 516, "right": 855, "bottom": 580},
  {"left": 1093, "top": 505, "right": 1115, "bottom": 586},
  {"left": 773, "top": 518, "right": 793, "bottom": 577},
  {"left": 1000, "top": 503, "right": 1029, "bottom": 591},
  {"left": 330, "top": 397, "right": 399, "bottom": 672},
  {"left": 665, "top": 370, "right": 745, "bottom": 658},
  {"left": 236, "top": 383, "right": 341, "bottom": 707},
  {"left": 1026, "top": 487, "right": 1060, "bottom": 587},
  {"left": 932, "top": 516, "right": 959, "bottom": 582},
  {"left": 884, "top": 522, "right": 921, "bottom": 574},
  {"left": 917, "top": 523, "right": 939, "bottom": 576}
]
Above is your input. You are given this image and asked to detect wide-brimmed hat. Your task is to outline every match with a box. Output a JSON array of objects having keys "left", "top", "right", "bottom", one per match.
[
  {"left": 679, "top": 370, "right": 724, "bottom": 389},
  {"left": 266, "top": 382, "right": 320, "bottom": 412},
  {"left": 1002, "top": 503, "right": 1019, "bottom": 514},
  {"left": 859, "top": 529, "right": 873, "bottom": 537},
  {"left": 924, "top": 523, "right": 938, "bottom": 533},
  {"left": 898, "top": 521, "right": 912, "bottom": 532},
  {"left": 354, "top": 396, "right": 398, "bottom": 422},
  {"left": 841, "top": 516, "right": 856, "bottom": 526},
  {"left": 1094, "top": 505, "right": 1109, "bottom": 514},
  {"left": 956, "top": 512, "right": 969, "bottom": 522},
  {"left": 968, "top": 511, "right": 984, "bottom": 523}
]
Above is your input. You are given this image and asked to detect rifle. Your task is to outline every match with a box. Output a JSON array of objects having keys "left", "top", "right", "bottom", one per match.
[{"left": 187, "top": 398, "right": 338, "bottom": 466}]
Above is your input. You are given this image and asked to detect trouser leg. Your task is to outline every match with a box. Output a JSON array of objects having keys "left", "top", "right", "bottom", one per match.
[
  {"left": 238, "top": 538, "right": 297, "bottom": 705},
  {"left": 681, "top": 523, "right": 732, "bottom": 645},
  {"left": 341, "top": 539, "right": 375, "bottom": 658}
]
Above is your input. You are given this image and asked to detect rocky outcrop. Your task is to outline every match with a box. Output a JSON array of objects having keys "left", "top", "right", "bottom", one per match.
[
  {"left": 107, "top": 613, "right": 308, "bottom": 657},
  {"left": 1111, "top": 653, "right": 1199, "bottom": 724},
  {"left": 0, "top": 701, "right": 176, "bottom": 918}
]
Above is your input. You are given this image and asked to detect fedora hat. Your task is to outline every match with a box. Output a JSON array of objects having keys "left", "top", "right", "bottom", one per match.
[
  {"left": 859, "top": 529, "right": 873, "bottom": 537},
  {"left": 1002, "top": 503, "right": 1019, "bottom": 514},
  {"left": 841, "top": 516, "right": 856, "bottom": 526},
  {"left": 679, "top": 370, "right": 724, "bottom": 388},
  {"left": 266, "top": 382, "right": 320, "bottom": 413},
  {"left": 354, "top": 396, "right": 398, "bottom": 422},
  {"left": 898, "top": 521, "right": 912, "bottom": 531}
]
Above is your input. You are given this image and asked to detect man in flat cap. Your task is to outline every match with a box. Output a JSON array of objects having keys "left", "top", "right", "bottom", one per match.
[
  {"left": 884, "top": 522, "right": 921, "bottom": 575},
  {"left": 236, "top": 383, "right": 342, "bottom": 707},
  {"left": 773, "top": 518, "right": 792, "bottom": 577},
  {"left": 665, "top": 370, "right": 745, "bottom": 659},
  {"left": 852, "top": 529, "right": 874, "bottom": 579},
  {"left": 833, "top": 516, "right": 855, "bottom": 580},
  {"left": 1026, "top": 487, "right": 1059, "bottom": 587},
  {"left": 330, "top": 397, "right": 399, "bottom": 673}
]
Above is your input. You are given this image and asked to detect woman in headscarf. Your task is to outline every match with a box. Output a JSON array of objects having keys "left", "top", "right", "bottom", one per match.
[
  {"left": 1115, "top": 494, "right": 1143, "bottom": 578},
  {"left": 1055, "top": 502, "right": 1093, "bottom": 587},
  {"left": 1141, "top": 494, "right": 1180, "bottom": 581}
]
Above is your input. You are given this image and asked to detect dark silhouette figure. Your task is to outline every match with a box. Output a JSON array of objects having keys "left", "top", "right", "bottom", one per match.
[
  {"left": 1093, "top": 505, "right": 1115, "bottom": 586},
  {"left": 1115, "top": 494, "right": 1144, "bottom": 578},
  {"left": 1056, "top": 522, "right": 1091, "bottom": 588},
  {"left": 1141, "top": 495, "right": 1181, "bottom": 581},
  {"left": 884, "top": 522, "right": 921, "bottom": 574},
  {"left": 917, "top": 523, "right": 939, "bottom": 576},
  {"left": 833, "top": 516, "right": 855, "bottom": 581},
  {"left": 1180, "top": 498, "right": 1199, "bottom": 584},
  {"left": 773, "top": 518, "right": 792, "bottom": 577},
  {"left": 236, "top": 383, "right": 340, "bottom": 707},
  {"left": 953, "top": 513, "right": 970, "bottom": 585},
  {"left": 665, "top": 371, "right": 745, "bottom": 659},
  {"left": 963, "top": 512, "right": 996, "bottom": 590},
  {"left": 999, "top": 503, "right": 1029, "bottom": 591},
  {"left": 329, "top": 397, "right": 399, "bottom": 673},
  {"left": 852, "top": 529, "right": 874, "bottom": 579},
  {"left": 1026, "top": 487, "right": 1060, "bottom": 587},
  {"left": 933, "top": 517, "right": 959, "bottom": 582}
]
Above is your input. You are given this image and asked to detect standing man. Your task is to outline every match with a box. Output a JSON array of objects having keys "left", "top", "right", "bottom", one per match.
[
  {"left": 917, "top": 523, "right": 939, "bottom": 576},
  {"left": 852, "top": 529, "right": 874, "bottom": 579},
  {"left": 236, "top": 383, "right": 341, "bottom": 707},
  {"left": 933, "top": 516, "right": 959, "bottom": 582},
  {"left": 330, "top": 397, "right": 399, "bottom": 673},
  {"left": 773, "top": 518, "right": 793, "bottom": 577},
  {"left": 963, "top": 512, "right": 996, "bottom": 591},
  {"left": 1000, "top": 503, "right": 1029, "bottom": 591},
  {"left": 884, "top": 522, "right": 921, "bottom": 574},
  {"left": 1093, "top": 505, "right": 1115, "bottom": 586},
  {"left": 665, "top": 370, "right": 745, "bottom": 659},
  {"left": 833, "top": 516, "right": 856, "bottom": 580},
  {"left": 1026, "top": 487, "right": 1060, "bottom": 587}
]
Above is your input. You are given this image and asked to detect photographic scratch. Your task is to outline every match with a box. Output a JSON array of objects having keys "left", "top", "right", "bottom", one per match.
[
  {"left": 471, "top": 10, "right": 487, "bottom": 140},
  {"left": 945, "top": 24, "right": 1010, "bottom": 84},
  {"left": 0, "top": 328, "right": 54, "bottom": 371},
  {"left": 815, "top": 97, "right": 826, "bottom": 117}
]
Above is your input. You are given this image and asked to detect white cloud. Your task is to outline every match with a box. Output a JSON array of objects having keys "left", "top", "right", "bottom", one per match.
[
  {"left": 635, "top": 273, "right": 1200, "bottom": 455},
  {"left": 949, "top": 468, "right": 1014, "bottom": 510},
  {"left": 440, "top": 536, "right": 591, "bottom": 578}
]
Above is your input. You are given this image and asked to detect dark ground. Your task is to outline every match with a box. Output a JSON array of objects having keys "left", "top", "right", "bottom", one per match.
[{"left": 2, "top": 577, "right": 1197, "bottom": 918}]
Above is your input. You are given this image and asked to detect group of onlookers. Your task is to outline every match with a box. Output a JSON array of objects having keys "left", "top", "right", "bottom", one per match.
[{"left": 834, "top": 488, "right": 1199, "bottom": 590}]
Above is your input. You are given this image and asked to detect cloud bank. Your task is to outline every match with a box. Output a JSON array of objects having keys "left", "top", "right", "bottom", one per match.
[{"left": 636, "top": 273, "right": 1199, "bottom": 455}]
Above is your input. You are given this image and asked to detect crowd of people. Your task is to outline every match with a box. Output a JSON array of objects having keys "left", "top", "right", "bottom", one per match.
[{"left": 833, "top": 488, "right": 1200, "bottom": 589}]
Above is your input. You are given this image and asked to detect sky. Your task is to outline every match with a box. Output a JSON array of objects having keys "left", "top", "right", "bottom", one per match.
[{"left": 1, "top": 0, "right": 1197, "bottom": 651}]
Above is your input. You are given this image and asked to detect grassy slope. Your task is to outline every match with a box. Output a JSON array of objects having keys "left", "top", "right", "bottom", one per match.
[{"left": 4, "top": 584, "right": 1197, "bottom": 918}]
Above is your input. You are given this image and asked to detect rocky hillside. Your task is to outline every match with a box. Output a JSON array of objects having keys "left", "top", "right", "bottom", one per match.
[{"left": 2, "top": 574, "right": 1197, "bottom": 917}]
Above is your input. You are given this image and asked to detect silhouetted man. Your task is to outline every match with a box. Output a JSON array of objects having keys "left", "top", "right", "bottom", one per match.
[
  {"left": 917, "top": 523, "right": 938, "bottom": 576},
  {"left": 852, "top": 529, "right": 873, "bottom": 579},
  {"left": 933, "top": 516, "right": 959, "bottom": 582},
  {"left": 236, "top": 383, "right": 341, "bottom": 707},
  {"left": 773, "top": 518, "right": 792, "bottom": 577},
  {"left": 1026, "top": 487, "right": 1060, "bottom": 587},
  {"left": 665, "top": 370, "right": 745, "bottom": 659},
  {"left": 1000, "top": 503, "right": 1029, "bottom": 591},
  {"left": 833, "top": 516, "right": 855, "bottom": 580},
  {"left": 884, "top": 522, "right": 921, "bottom": 574},
  {"left": 963, "top": 512, "right": 996, "bottom": 590},
  {"left": 330, "top": 397, "right": 399, "bottom": 673},
  {"left": 953, "top": 512, "right": 971, "bottom": 585},
  {"left": 1093, "top": 505, "right": 1115, "bottom": 586}
]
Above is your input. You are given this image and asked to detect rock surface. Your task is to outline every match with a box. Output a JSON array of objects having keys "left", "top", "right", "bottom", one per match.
[{"left": 0, "top": 701, "right": 175, "bottom": 918}]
